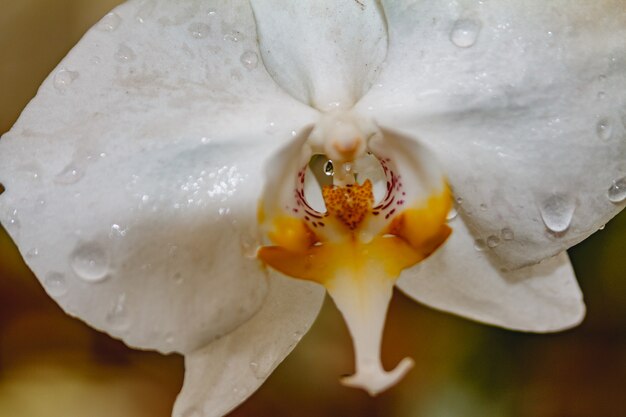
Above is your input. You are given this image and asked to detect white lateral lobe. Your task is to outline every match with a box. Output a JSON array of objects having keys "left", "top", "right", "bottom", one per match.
[
  {"left": 173, "top": 274, "right": 324, "bottom": 417},
  {"left": 0, "top": 0, "right": 317, "bottom": 354},
  {"left": 359, "top": 0, "right": 626, "bottom": 268},
  {"left": 397, "top": 217, "right": 585, "bottom": 332}
]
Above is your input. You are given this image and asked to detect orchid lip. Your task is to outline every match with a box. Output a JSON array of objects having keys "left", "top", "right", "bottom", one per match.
[{"left": 258, "top": 113, "right": 452, "bottom": 394}]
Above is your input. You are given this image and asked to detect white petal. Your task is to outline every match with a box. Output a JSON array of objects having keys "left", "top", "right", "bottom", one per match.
[
  {"left": 396, "top": 218, "right": 585, "bottom": 332},
  {"left": 0, "top": 0, "right": 317, "bottom": 354},
  {"left": 172, "top": 274, "right": 324, "bottom": 417},
  {"left": 249, "top": 0, "right": 388, "bottom": 111},
  {"left": 359, "top": 0, "right": 626, "bottom": 267}
]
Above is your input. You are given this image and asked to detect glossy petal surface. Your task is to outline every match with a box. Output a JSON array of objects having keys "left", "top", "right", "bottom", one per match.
[
  {"left": 360, "top": 0, "right": 626, "bottom": 268},
  {"left": 397, "top": 218, "right": 585, "bottom": 332},
  {"left": 0, "top": 0, "right": 317, "bottom": 354}
]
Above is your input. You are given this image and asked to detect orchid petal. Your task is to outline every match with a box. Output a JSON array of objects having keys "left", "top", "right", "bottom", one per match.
[
  {"left": 172, "top": 274, "right": 324, "bottom": 417},
  {"left": 0, "top": 0, "right": 317, "bottom": 354},
  {"left": 249, "top": 0, "right": 388, "bottom": 111},
  {"left": 359, "top": 0, "right": 626, "bottom": 268},
  {"left": 397, "top": 217, "right": 585, "bottom": 332}
]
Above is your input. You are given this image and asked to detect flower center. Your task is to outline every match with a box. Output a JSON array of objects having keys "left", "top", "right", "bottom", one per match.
[{"left": 257, "top": 112, "right": 452, "bottom": 395}]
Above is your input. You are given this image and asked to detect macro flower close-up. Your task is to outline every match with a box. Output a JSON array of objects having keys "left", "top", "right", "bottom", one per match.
[{"left": 0, "top": 1, "right": 625, "bottom": 416}]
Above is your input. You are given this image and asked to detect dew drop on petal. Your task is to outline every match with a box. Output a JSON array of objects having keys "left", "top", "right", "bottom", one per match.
[
  {"left": 240, "top": 51, "right": 259, "bottom": 70},
  {"left": 596, "top": 118, "right": 613, "bottom": 140},
  {"left": 6, "top": 208, "right": 20, "bottom": 231},
  {"left": 324, "top": 160, "right": 334, "bottom": 176},
  {"left": 54, "top": 163, "right": 84, "bottom": 185},
  {"left": 135, "top": 0, "right": 156, "bottom": 23},
  {"left": 501, "top": 227, "right": 514, "bottom": 241},
  {"left": 71, "top": 242, "right": 110, "bottom": 283},
  {"left": 115, "top": 44, "right": 136, "bottom": 63},
  {"left": 487, "top": 235, "right": 500, "bottom": 248},
  {"left": 249, "top": 361, "right": 259, "bottom": 372},
  {"left": 473, "top": 238, "right": 487, "bottom": 251},
  {"left": 44, "top": 272, "right": 68, "bottom": 297},
  {"left": 187, "top": 22, "right": 210, "bottom": 39},
  {"left": 97, "top": 12, "right": 122, "bottom": 32},
  {"left": 450, "top": 19, "right": 482, "bottom": 48},
  {"left": 26, "top": 247, "right": 40, "bottom": 258},
  {"left": 608, "top": 177, "right": 626, "bottom": 203},
  {"left": 223, "top": 30, "right": 243, "bottom": 42},
  {"left": 53, "top": 69, "right": 79, "bottom": 91},
  {"left": 207, "top": 8, "right": 217, "bottom": 17},
  {"left": 540, "top": 194, "right": 576, "bottom": 233},
  {"left": 455, "top": 196, "right": 463, "bottom": 205},
  {"left": 446, "top": 206, "right": 458, "bottom": 222},
  {"left": 106, "top": 293, "right": 130, "bottom": 330}
]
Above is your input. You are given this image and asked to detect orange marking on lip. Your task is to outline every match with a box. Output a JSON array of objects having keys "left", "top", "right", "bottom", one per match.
[
  {"left": 322, "top": 180, "right": 374, "bottom": 230},
  {"left": 258, "top": 183, "right": 453, "bottom": 285}
]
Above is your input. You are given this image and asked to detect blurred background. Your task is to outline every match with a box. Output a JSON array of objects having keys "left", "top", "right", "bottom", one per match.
[{"left": 1, "top": 2, "right": 625, "bottom": 417}]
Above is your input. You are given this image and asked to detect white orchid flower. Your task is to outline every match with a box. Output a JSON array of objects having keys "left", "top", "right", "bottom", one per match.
[{"left": 1, "top": 0, "right": 625, "bottom": 415}]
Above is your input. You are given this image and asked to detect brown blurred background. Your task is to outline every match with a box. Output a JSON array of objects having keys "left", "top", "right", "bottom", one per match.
[{"left": 1, "top": 2, "right": 626, "bottom": 417}]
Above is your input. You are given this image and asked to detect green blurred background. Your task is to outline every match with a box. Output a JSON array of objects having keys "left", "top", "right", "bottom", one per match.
[{"left": 1, "top": 2, "right": 625, "bottom": 416}]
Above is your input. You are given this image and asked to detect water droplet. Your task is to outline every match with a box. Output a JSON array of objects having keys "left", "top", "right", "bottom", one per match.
[
  {"left": 240, "top": 51, "right": 259, "bottom": 70},
  {"left": 597, "top": 91, "right": 606, "bottom": 100},
  {"left": 540, "top": 194, "right": 576, "bottom": 233},
  {"left": 599, "top": 224, "right": 606, "bottom": 230},
  {"left": 501, "top": 228, "right": 514, "bottom": 241},
  {"left": 487, "top": 235, "right": 501, "bottom": 248},
  {"left": 608, "top": 177, "right": 626, "bottom": 203},
  {"left": 136, "top": 0, "right": 156, "bottom": 23},
  {"left": 97, "top": 12, "right": 122, "bottom": 31},
  {"left": 53, "top": 69, "right": 79, "bottom": 91},
  {"left": 109, "top": 224, "right": 128, "bottom": 239},
  {"left": 165, "top": 333, "right": 175, "bottom": 345},
  {"left": 249, "top": 361, "right": 259, "bottom": 372},
  {"left": 455, "top": 196, "right": 463, "bottom": 205},
  {"left": 26, "top": 248, "right": 40, "bottom": 258},
  {"left": 44, "top": 272, "right": 68, "bottom": 297},
  {"left": 223, "top": 30, "right": 243, "bottom": 42},
  {"left": 7, "top": 208, "right": 20, "bottom": 230},
  {"left": 71, "top": 242, "right": 110, "bottom": 282},
  {"left": 187, "top": 22, "right": 210, "bottom": 39},
  {"left": 35, "top": 198, "right": 46, "bottom": 211},
  {"left": 115, "top": 44, "right": 136, "bottom": 63},
  {"left": 446, "top": 206, "right": 458, "bottom": 221},
  {"left": 479, "top": 203, "right": 488, "bottom": 211},
  {"left": 207, "top": 8, "right": 217, "bottom": 17},
  {"left": 324, "top": 160, "right": 334, "bottom": 176},
  {"left": 106, "top": 293, "right": 130, "bottom": 330},
  {"left": 450, "top": 19, "right": 482, "bottom": 48},
  {"left": 473, "top": 238, "right": 487, "bottom": 251},
  {"left": 54, "top": 163, "right": 84, "bottom": 185},
  {"left": 596, "top": 118, "right": 613, "bottom": 140}
]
